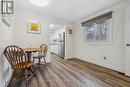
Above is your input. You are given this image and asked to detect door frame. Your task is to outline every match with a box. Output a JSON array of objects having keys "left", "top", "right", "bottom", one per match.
[{"left": 49, "top": 24, "right": 67, "bottom": 60}]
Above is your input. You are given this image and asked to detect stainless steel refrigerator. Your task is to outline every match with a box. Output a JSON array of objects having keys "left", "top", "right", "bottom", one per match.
[{"left": 58, "top": 32, "right": 65, "bottom": 58}]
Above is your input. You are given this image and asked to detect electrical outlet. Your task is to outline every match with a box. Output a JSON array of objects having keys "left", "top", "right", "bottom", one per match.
[{"left": 103, "top": 57, "right": 107, "bottom": 60}]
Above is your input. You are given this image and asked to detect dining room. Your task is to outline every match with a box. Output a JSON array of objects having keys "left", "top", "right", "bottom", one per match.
[
  {"left": 0, "top": 0, "right": 74, "bottom": 86},
  {"left": 1, "top": 0, "right": 130, "bottom": 87}
]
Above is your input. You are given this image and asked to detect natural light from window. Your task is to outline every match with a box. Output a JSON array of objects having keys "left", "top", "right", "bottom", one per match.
[{"left": 30, "top": 0, "right": 49, "bottom": 7}]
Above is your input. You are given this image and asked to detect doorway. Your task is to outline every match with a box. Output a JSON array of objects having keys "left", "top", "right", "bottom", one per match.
[{"left": 50, "top": 24, "right": 66, "bottom": 59}]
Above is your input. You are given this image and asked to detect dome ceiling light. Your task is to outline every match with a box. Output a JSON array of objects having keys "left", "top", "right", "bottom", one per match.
[{"left": 30, "top": 0, "right": 49, "bottom": 7}]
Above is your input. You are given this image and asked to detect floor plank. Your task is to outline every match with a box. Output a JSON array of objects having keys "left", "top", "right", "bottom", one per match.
[{"left": 8, "top": 54, "right": 130, "bottom": 87}]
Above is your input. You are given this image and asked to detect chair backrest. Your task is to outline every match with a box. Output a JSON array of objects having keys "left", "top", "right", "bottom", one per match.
[
  {"left": 39, "top": 44, "right": 48, "bottom": 56},
  {"left": 4, "top": 45, "right": 27, "bottom": 67}
]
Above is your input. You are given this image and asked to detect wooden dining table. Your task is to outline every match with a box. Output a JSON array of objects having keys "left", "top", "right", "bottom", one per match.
[{"left": 23, "top": 48, "right": 41, "bottom": 62}]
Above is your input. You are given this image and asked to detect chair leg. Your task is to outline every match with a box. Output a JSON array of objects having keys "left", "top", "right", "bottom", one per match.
[
  {"left": 43, "top": 57, "right": 47, "bottom": 66},
  {"left": 31, "top": 66, "right": 35, "bottom": 74},
  {"left": 38, "top": 58, "right": 41, "bottom": 65},
  {"left": 25, "top": 69, "right": 28, "bottom": 87},
  {"left": 33, "top": 58, "right": 35, "bottom": 63}
]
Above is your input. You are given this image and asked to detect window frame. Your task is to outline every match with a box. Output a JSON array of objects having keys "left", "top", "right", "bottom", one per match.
[{"left": 83, "top": 17, "right": 113, "bottom": 45}]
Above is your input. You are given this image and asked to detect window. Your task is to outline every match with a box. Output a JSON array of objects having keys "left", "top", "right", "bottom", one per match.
[{"left": 82, "top": 11, "right": 112, "bottom": 44}]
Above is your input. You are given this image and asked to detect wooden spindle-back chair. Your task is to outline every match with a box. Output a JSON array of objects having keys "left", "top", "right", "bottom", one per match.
[
  {"left": 4, "top": 45, "right": 35, "bottom": 87},
  {"left": 33, "top": 44, "right": 48, "bottom": 66}
]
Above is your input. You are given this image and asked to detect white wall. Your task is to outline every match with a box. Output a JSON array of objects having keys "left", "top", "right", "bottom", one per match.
[
  {"left": 65, "top": 26, "right": 75, "bottom": 59},
  {"left": 0, "top": 15, "right": 14, "bottom": 87},
  {"left": 0, "top": 7, "right": 74, "bottom": 87},
  {"left": 75, "top": 1, "right": 126, "bottom": 72},
  {"left": 13, "top": 9, "right": 50, "bottom": 63},
  {"left": 125, "top": 1, "right": 130, "bottom": 76},
  {"left": 13, "top": 8, "right": 74, "bottom": 62}
]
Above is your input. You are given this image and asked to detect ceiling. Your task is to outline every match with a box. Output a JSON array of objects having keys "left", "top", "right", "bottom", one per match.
[{"left": 16, "top": 0, "right": 123, "bottom": 22}]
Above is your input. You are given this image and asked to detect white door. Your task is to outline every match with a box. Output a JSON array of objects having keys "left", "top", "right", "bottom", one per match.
[{"left": 125, "top": 5, "right": 130, "bottom": 76}]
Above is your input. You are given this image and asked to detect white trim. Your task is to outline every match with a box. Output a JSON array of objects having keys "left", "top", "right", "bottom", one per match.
[{"left": 77, "top": 57, "right": 124, "bottom": 72}]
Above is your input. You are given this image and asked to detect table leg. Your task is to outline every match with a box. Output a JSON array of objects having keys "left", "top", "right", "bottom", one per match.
[{"left": 26, "top": 52, "right": 32, "bottom": 62}]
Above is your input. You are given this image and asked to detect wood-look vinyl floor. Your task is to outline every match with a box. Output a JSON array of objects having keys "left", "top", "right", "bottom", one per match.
[{"left": 8, "top": 54, "right": 130, "bottom": 87}]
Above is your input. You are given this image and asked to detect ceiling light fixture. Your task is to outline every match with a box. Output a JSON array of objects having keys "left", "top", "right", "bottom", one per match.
[{"left": 30, "top": 0, "right": 49, "bottom": 7}]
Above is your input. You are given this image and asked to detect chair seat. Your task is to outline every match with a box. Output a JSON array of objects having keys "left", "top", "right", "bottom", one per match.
[{"left": 13, "top": 62, "right": 33, "bottom": 69}]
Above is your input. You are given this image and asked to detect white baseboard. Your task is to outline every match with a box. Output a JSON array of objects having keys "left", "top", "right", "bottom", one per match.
[{"left": 76, "top": 57, "right": 124, "bottom": 73}]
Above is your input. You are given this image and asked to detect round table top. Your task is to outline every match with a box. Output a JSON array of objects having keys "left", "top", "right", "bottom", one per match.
[{"left": 23, "top": 48, "right": 41, "bottom": 52}]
